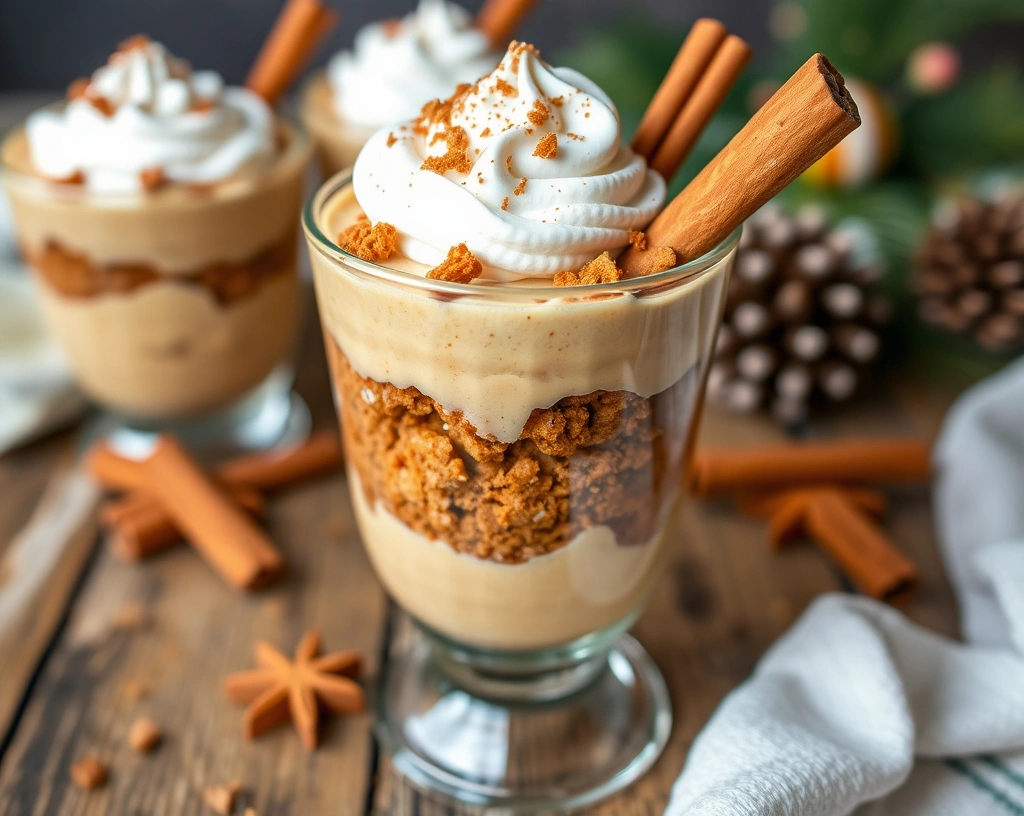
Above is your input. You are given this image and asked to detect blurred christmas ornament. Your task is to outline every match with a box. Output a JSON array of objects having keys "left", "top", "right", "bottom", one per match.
[
  {"left": 802, "top": 79, "right": 898, "bottom": 189},
  {"left": 906, "top": 42, "right": 961, "bottom": 95},
  {"left": 709, "top": 204, "right": 889, "bottom": 425},
  {"left": 913, "top": 189, "right": 1024, "bottom": 353}
]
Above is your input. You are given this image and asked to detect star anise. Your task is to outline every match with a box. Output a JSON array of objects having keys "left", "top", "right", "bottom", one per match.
[{"left": 224, "top": 629, "right": 363, "bottom": 750}]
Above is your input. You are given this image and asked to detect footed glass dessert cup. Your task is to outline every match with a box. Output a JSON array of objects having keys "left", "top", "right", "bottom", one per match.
[
  {"left": 305, "top": 173, "right": 737, "bottom": 811},
  {"left": 1, "top": 119, "right": 312, "bottom": 453}
]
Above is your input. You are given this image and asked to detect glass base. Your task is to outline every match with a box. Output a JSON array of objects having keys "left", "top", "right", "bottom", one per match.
[
  {"left": 80, "top": 367, "right": 311, "bottom": 460},
  {"left": 376, "top": 623, "right": 672, "bottom": 811}
]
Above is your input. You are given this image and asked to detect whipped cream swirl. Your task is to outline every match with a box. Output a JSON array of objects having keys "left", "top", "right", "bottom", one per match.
[
  {"left": 352, "top": 43, "right": 666, "bottom": 280},
  {"left": 26, "top": 39, "right": 276, "bottom": 194},
  {"left": 327, "top": 0, "right": 499, "bottom": 130}
]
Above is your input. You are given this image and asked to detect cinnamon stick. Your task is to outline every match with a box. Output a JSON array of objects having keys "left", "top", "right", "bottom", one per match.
[
  {"left": 805, "top": 489, "right": 918, "bottom": 601},
  {"left": 102, "top": 485, "right": 265, "bottom": 561},
  {"left": 137, "top": 436, "right": 284, "bottom": 590},
  {"left": 631, "top": 18, "right": 727, "bottom": 161},
  {"left": 649, "top": 34, "right": 752, "bottom": 181},
  {"left": 476, "top": 0, "right": 540, "bottom": 50},
  {"left": 246, "top": 0, "right": 338, "bottom": 106},
  {"left": 740, "top": 485, "right": 887, "bottom": 520},
  {"left": 690, "top": 438, "right": 931, "bottom": 498},
  {"left": 621, "top": 54, "right": 860, "bottom": 271}
]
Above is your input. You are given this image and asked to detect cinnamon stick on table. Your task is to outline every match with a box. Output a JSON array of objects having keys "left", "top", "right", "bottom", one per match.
[
  {"left": 89, "top": 432, "right": 341, "bottom": 561},
  {"left": 690, "top": 438, "right": 931, "bottom": 498},
  {"left": 768, "top": 486, "right": 918, "bottom": 601},
  {"left": 137, "top": 436, "right": 284, "bottom": 590},
  {"left": 621, "top": 53, "right": 860, "bottom": 272}
]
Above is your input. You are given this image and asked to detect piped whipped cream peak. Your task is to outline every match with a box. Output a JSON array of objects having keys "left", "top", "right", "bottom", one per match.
[
  {"left": 352, "top": 41, "right": 666, "bottom": 281},
  {"left": 26, "top": 36, "right": 276, "bottom": 194},
  {"left": 328, "top": 0, "right": 499, "bottom": 130}
]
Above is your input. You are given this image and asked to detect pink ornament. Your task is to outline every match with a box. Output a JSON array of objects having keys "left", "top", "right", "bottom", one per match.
[{"left": 907, "top": 42, "right": 960, "bottom": 94}]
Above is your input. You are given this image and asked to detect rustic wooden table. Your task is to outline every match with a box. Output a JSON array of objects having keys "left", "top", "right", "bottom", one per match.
[{"left": 0, "top": 96, "right": 964, "bottom": 815}]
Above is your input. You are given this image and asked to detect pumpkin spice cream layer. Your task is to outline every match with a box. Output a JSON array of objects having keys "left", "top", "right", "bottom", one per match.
[
  {"left": 310, "top": 43, "right": 730, "bottom": 650},
  {"left": 1, "top": 38, "right": 308, "bottom": 419}
]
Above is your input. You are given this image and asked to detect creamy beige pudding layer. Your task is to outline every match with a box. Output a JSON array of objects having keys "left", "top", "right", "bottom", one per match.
[
  {"left": 309, "top": 184, "right": 732, "bottom": 650},
  {"left": 2, "top": 126, "right": 309, "bottom": 419},
  {"left": 301, "top": 75, "right": 376, "bottom": 178}
]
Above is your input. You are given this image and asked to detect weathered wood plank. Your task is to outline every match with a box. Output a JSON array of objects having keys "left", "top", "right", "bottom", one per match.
[
  {"left": 0, "top": 465, "right": 387, "bottom": 815},
  {"left": 0, "top": 462, "right": 99, "bottom": 743}
]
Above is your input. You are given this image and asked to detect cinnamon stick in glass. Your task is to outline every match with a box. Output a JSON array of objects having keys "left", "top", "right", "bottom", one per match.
[
  {"left": 631, "top": 18, "right": 727, "bottom": 161},
  {"left": 246, "top": 0, "right": 338, "bottom": 106},
  {"left": 649, "top": 34, "right": 752, "bottom": 181},
  {"left": 476, "top": 0, "right": 540, "bottom": 50},
  {"left": 621, "top": 54, "right": 860, "bottom": 272}
]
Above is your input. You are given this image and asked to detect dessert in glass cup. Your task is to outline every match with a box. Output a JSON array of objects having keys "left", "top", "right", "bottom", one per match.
[
  {"left": 301, "top": 0, "right": 536, "bottom": 177},
  {"left": 305, "top": 41, "right": 735, "bottom": 807},
  {"left": 1, "top": 38, "right": 312, "bottom": 449}
]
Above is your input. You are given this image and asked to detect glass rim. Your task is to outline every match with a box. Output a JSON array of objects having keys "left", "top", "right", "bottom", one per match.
[
  {"left": 0, "top": 99, "right": 312, "bottom": 205},
  {"left": 302, "top": 170, "right": 741, "bottom": 297}
]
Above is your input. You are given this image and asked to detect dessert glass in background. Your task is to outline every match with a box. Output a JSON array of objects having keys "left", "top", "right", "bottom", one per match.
[
  {"left": 300, "top": 0, "right": 500, "bottom": 177},
  {"left": 1, "top": 39, "right": 313, "bottom": 452},
  {"left": 304, "top": 43, "right": 737, "bottom": 809}
]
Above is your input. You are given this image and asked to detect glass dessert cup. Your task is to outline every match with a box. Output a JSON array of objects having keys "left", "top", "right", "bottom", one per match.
[
  {"left": 304, "top": 172, "right": 737, "bottom": 810},
  {"left": 0, "top": 117, "right": 313, "bottom": 454},
  {"left": 300, "top": 72, "right": 376, "bottom": 180}
]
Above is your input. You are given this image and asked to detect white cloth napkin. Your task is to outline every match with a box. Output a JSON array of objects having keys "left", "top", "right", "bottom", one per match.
[
  {"left": 0, "top": 192, "right": 85, "bottom": 455},
  {"left": 666, "top": 358, "right": 1024, "bottom": 816}
]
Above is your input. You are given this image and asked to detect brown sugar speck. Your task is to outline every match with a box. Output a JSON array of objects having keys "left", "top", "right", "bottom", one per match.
[
  {"left": 554, "top": 252, "right": 625, "bottom": 286},
  {"left": 549, "top": 95, "right": 564, "bottom": 107},
  {"left": 386, "top": 132, "right": 397, "bottom": 148},
  {"left": 629, "top": 245, "right": 677, "bottom": 278},
  {"left": 338, "top": 220, "right": 398, "bottom": 262},
  {"left": 492, "top": 78, "right": 517, "bottom": 97},
  {"left": 128, "top": 718, "right": 162, "bottom": 753},
  {"left": 204, "top": 781, "right": 242, "bottom": 816},
  {"left": 427, "top": 243, "right": 483, "bottom": 284},
  {"left": 533, "top": 133, "right": 557, "bottom": 159},
  {"left": 505, "top": 155, "right": 514, "bottom": 174},
  {"left": 513, "top": 177, "right": 528, "bottom": 196},
  {"left": 480, "top": 127, "right": 491, "bottom": 137},
  {"left": 628, "top": 230, "right": 647, "bottom": 251},
  {"left": 382, "top": 18, "right": 402, "bottom": 37},
  {"left": 501, "top": 196, "right": 510, "bottom": 211},
  {"left": 70, "top": 755, "right": 107, "bottom": 790},
  {"left": 118, "top": 34, "right": 150, "bottom": 52},
  {"left": 566, "top": 132, "right": 583, "bottom": 141},
  {"left": 421, "top": 126, "right": 473, "bottom": 175},
  {"left": 87, "top": 95, "right": 116, "bottom": 117},
  {"left": 139, "top": 167, "right": 166, "bottom": 191},
  {"left": 527, "top": 99, "right": 550, "bottom": 127}
]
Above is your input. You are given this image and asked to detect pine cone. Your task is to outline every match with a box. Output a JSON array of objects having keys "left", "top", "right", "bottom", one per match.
[
  {"left": 709, "top": 204, "right": 888, "bottom": 425},
  {"left": 913, "top": 190, "right": 1024, "bottom": 352}
]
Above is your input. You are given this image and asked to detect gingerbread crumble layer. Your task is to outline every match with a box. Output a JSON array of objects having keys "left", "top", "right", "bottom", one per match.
[
  {"left": 327, "top": 337, "right": 691, "bottom": 564},
  {"left": 28, "top": 233, "right": 296, "bottom": 305}
]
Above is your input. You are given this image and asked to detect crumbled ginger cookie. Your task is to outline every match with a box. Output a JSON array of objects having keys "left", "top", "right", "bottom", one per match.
[
  {"left": 627, "top": 230, "right": 647, "bottom": 250},
  {"left": 70, "top": 754, "right": 107, "bottom": 789},
  {"left": 326, "top": 340, "right": 686, "bottom": 563},
  {"left": 427, "top": 243, "right": 483, "bottom": 283},
  {"left": 338, "top": 218, "right": 398, "bottom": 262},
  {"left": 533, "top": 132, "right": 557, "bottom": 159},
  {"left": 420, "top": 126, "right": 472, "bottom": 175},
  {"left": 554, "top": 251, "right": 624, "bottom": 286},
  {"left": 631, "top": 245, "right": 677, "bottom": 277}
]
